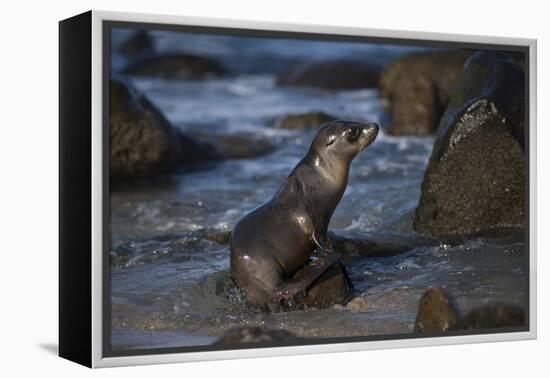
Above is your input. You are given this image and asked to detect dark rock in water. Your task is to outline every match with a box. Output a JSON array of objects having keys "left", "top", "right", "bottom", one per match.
[
  {"left": 197, "top": 228, "right": 232, "bottom": 245},
  {"left": 413, "top": 51, "right": 525, "bottom": 236},
  {"left": 273, "top": 112, "right": 337, "bottom": 130},
  {"left": 294, "top": 261, "right": 353, "bottom": 309},
  {"left": 215, "top": 327, "right": 298, "bottom": 344},
  {"left": 119, "top": 30, "right": 154, "bottom": 58},
  {"left": 278, "top": 60, "right": 380, "bottom": 89},
  {"left": 211, "top": 134, "right": 275, "bottom": 159},
  {"left": 414, "top": 287, "right": 526, "bottom": 333},
  {"left": 458, "top": 303, "right": 525, "bottom": 329},
  {"left": 379, "top": 50, "right": 471, "bottom": 135},
  {"left": 189, "top": 131, "right": 276, "bottom": 159},
  {"left": 123, "top": 53, "right": 226, "bottom": 79},
  {"left": 327, "top": 231, "right": 438, "bottom": 261},
  {"left": 414, "top": 288, "right": 462, "bottom": 333},
  {"left": 110, "top": 77, "right": 220, "bottom": 181}
]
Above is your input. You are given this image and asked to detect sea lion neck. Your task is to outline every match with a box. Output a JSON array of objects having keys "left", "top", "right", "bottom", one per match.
[{"left": 303, "top": 149, "right": 350, "bottom": 186}]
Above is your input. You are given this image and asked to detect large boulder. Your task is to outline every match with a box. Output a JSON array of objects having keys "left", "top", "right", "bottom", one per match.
[
  {"left": 379, "top": 50, "right": 472, "bottom": 135},
  {"left": 119, "top": 30, "right": 154, "bottom": 58},
  {"left": 109, "top": 77, "right": 219, "bottom": 181},
  {"left": 123, "top": 53, "right": 226, "bottom": 79},
  {"left": 278, "top": 60, "right": 380, "bottom": 90},
  {"left": 413, "top": 52, "right": 525, "bottom": 237}
]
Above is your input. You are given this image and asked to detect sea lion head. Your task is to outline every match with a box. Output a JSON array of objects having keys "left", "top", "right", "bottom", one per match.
[{"left": 309, "top": 121, "right": 379, "bottom": 167}]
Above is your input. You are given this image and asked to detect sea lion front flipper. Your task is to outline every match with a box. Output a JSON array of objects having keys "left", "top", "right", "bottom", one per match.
[{"left": 273, "top": 253, "right": 341, "bottom": 309}]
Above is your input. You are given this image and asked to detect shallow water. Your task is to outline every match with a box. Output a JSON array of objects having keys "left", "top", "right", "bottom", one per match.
[{"left": 109, "top": 32, "right": 526, "bottom": 351}]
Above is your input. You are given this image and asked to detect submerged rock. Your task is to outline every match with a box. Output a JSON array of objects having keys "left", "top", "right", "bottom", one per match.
[
  {"left": 414, "top": 288, "right": 462, "bottom": 332},
  {"left": 119, "top": 30, "right": 154, "bottom": 58},
  {"left": 414, "top": 287, "right": 526, "bottom": 332},
  {"left": 199, "top": 229, "right": 232, "bottom": 245},
  {"left": 278, "top": 60, "right": 380, "bottom": 89},
  {"left": 215, "top": 327, "right": 298, "bottom": 344},
  {"left": 273, "top": 111, "right": 338, "bottom": 130},
  {"left": 413, "top": 52, "right": 525, "bottom": 236},
  {"left": 379, "top": 50, "right": 471, "bottom": 135},
  {"left": 295, "top": 261, "right": 353, "bottom": 309},
  {"left": 109, "top": 77, "right": 220, "bottom": 181},
  {"left": 327, "top": 231, "right": 438, "bottom": 261},
  {"left": 189, "top": 131, "right": 276, "bottom": 159},
  {"left": 123, "top": 53, "right": 226, "bottom": 79}
]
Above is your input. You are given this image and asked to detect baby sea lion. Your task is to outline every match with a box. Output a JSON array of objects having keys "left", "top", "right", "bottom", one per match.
[{"left": 230, "top": 120, "right": 379, "bottom": 311}]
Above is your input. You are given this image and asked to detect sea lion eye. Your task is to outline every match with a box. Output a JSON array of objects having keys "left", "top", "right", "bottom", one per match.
[{"left": 347, "top": 128, "right": 360, "bottom": 141}]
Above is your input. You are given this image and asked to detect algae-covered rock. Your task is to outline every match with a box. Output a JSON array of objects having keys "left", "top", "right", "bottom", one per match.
[
  {"left": 413, "top": 52, "right": 526, "bottom": 236},
  {"left": 109, "top": 77, "right": 219, "bottom": 181}
]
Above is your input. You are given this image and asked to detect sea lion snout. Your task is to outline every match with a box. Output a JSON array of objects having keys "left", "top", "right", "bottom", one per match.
[{"left": 359, "top": 122, "right": 379, "bottom": 147}]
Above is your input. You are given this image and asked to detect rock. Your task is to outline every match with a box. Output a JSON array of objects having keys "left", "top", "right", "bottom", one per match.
[
  {"left": 198, "top": 228, "right": 232, "bottom": 245},
  {"left": 294, "top": 261, "right": 353, "bottom": 309},
  {"left": 342, "top": 296, "right": 369, "bottom": 311},
  {"left": 189, "top": 131, "right": 276, "bottom": 159},
  {"left": 215, "top": 327, "right": 298, "bottom": 344},
  {"left": 413, "top": 52, "right": 525, "bottom": 236},
  {"left": 326, "top": 231, "right": 438, "bottom": 261},
  {"left": 211, "top": 134, "right": 275, "bottom": 159},
  {"left": 458, "top": 303, "right": 525, "bottom": 329},
  {"left": 414, "top": 287, "right": 526, "bottom": 333},
  {"left": 109, "top": 77, "right": 219, "bottom": 181},
  {"left": 119, "top": 30, "right": 154, "bottom": 58},
  {"left": 273, "top": 112, "right": 337, "bottom": 130},
  {"left": 414, "top": 288, "right": 462, "bottom": 333},
  {"left": 379, "top": 50, "right": 472, "bottom": 135},
  {"left": 123, "top": 53, "right": 226, "bottom": 79},
  {"left": 278, "top": 60, "right": 380, "bottom": 89}
]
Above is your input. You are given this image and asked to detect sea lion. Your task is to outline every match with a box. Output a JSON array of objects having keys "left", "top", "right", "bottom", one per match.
[{"left": 230, "top": 120, "right": 379, "bottom": 311}]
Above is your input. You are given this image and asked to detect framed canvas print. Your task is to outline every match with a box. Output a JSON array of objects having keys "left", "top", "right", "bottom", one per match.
[{"left": 59, "top": 10, "right": 537, "bottom": 368}]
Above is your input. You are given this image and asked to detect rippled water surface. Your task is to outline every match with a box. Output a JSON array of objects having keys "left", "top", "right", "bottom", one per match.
[{"left": 109, "top": 31, "right": 526, "bottom": 351}]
